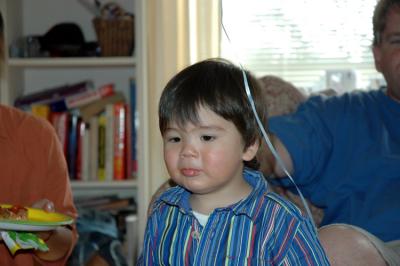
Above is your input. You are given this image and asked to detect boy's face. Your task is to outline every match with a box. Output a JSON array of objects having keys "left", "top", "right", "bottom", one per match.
[{"left": 162, "top": 106, "right": 257, "bottom": 197}]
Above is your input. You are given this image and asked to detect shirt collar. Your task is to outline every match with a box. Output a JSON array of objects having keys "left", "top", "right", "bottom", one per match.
[{"left": 156, "top": 168, "right": 268, "bottom": 220}]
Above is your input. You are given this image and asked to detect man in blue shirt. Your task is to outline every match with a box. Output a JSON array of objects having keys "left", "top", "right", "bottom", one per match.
[{"left": 257, "top": 0, "right": 400, "bottom": 265}]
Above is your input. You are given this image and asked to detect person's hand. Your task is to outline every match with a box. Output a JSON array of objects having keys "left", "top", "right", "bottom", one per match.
[
  {"left": 31, "top": 199, "right": 56, "bottom": 243},
  {"left": 31, "top": 199, "right": 55, "bottom": 213}
]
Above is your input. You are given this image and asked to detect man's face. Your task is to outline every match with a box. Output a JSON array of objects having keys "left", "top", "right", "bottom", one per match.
[{"left": 373, "top": 6, "right": 400, "bottom": 101}]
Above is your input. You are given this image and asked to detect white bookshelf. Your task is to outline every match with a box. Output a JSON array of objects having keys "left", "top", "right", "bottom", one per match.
[{"left": 0, "top": 0, "right": 150, "bottom": 263}]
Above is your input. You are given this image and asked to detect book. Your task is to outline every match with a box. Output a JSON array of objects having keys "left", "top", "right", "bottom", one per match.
[
  {"left": 75, "top": 120, "right": 85, "bottom": 181},
  {"left": 49, "top": 83, "right": 115, "bottom": 112},
  {"left": 128, "top": 78, "right": 138, "bottom": 176},
  {"left": 30, "top": 104, "right": 51, "bottom": 120},
  {"left": 97, "top": 113, "right": 106, "bottom": 181},
  {"left": 105, "top": 104, "right": 115, "bottom": 181},
  {"left": 113, "top": 103, "right": 127, "bottom": 180},
  {"left": 125, "top": 104, "right": 133, "bottom": 179},
  {"left": 14, "top": 80, "right": 93, "bottom": 108},
  {"left": 76, "top": 121, "right": 90, "bottom": 181},
  {"left": 82, "top": 124, "right": 91, "bottom": 181},
  {"left": 50, "top": 112, "right": 70, "bottom": 158},
  {"left": 67, "top": 113, "right": 80, "bottom": 180},
  {"left": 89, "top": 116, "right": 99, "bottom": 181},
  {"left": 78, "top": 92, "right": 125, "bottom": 122}
]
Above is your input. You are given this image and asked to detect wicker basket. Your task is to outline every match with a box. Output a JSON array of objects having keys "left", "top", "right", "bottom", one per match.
[{"left": 93, "top": 17, "right": 134, "bottom": 57}]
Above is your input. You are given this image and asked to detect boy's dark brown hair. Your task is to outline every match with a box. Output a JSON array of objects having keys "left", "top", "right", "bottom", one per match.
[{"left": 158, "top": 58, "right": 267, "bottom": 169}]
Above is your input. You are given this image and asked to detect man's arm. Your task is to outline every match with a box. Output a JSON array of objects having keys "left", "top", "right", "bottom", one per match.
[{"left": 257, "top": 133, "right": 294, "bottom": 178}]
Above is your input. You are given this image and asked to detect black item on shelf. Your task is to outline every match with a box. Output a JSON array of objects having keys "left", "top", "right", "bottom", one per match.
[{"left": 39, "top": 22, "right": 98, "bottom": 57}]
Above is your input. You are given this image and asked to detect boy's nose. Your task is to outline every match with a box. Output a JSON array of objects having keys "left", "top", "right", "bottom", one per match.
[{"left": 180, "top": 142, "right": 198, "bottom": 158}]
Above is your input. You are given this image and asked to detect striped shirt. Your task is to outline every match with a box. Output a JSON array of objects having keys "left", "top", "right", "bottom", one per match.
[{"left": 138, "top": 169, "right": 329, "bottom": 265}]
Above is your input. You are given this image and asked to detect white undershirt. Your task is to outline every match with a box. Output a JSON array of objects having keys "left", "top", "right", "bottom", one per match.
[{"left": 192, "top": 211, "right": 209, "bottom": 227}]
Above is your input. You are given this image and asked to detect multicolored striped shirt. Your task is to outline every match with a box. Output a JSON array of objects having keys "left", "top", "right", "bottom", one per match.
[{"left": 138, "top": 169, "right": 329, "bottom": 265}]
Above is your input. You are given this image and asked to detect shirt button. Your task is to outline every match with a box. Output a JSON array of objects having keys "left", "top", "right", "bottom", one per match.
[{"left": 191, "top": 230, "right": 200, "bottom": 239}]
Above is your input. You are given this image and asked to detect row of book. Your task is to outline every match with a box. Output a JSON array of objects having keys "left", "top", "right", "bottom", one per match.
[{"left": 15, "top": 79, "right": 138, "bottom": 181}]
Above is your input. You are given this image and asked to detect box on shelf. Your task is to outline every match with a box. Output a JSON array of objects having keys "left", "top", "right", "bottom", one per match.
[{"left": 93, "top": 17, "right": 134, "bottom": 57}]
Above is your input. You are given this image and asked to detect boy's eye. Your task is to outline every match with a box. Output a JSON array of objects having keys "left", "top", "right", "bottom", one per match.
[
  {"left": 200, "top": 135, "right": 215, "bottom": 141},
  {"left": 168, "top": 137, "right": 181, "bottom": 143}
]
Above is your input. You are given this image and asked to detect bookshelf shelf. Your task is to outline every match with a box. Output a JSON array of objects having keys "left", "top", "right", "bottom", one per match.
[
  {"left": 71, "top": 180, "right": 138, "bottom": 189},
  {"left": 8, "top": 57, "right": 137, "bottom": 68}
]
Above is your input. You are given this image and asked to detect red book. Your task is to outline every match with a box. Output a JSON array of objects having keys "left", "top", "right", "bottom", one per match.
[
  {"left": 50, "top": 112, "right": 70, "bottom": 158},
  {"left": 113, "top": 102, "right": 127, "bottom": 180},
  {"left": 125, "top": 104, "right": 133, "bottom": 179},
  {"left": 48, "top": 83, "right": 115, "bottom": 112},
  {"left": 14, "top": 80, "right": 92, "bottom": 108},
  {"left": 98, "top": 113, "right": 106, "bottom": 181}
]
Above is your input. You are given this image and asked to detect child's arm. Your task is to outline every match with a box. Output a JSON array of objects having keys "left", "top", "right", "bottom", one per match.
[{"left": 282, "top": 219, "right": 330, "bottom": 264}]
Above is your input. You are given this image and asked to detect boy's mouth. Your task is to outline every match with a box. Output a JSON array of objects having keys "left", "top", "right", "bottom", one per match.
[{"left": 180, "top": 168, "right": 200, "bottom": 177}]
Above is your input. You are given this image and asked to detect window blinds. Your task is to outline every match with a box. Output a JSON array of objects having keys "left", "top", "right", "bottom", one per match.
[{"left": 220, "top": 0, "right": 384, "bottom": 93}]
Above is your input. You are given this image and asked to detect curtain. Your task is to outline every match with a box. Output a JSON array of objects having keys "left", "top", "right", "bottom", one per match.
[{"left": 145, "top": 0, "right": 220, "bottom": 196}]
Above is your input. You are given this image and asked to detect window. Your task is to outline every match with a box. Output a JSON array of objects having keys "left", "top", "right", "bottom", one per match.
[{"left": 220, "top": 0, "right": 384, "bottom": 93}]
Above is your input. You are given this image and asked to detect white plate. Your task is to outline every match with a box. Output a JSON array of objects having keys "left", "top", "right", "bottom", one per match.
[
  {"left": 0, "top": 204, "right": 74, "bottom": 232},
  {"left": 0, "top": 222, "right": 59, "bottom": 231}
]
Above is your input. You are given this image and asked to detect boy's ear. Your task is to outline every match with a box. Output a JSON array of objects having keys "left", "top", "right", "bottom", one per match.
[{"left": 242, "top": 140, "right": 260, "bottom": 161}]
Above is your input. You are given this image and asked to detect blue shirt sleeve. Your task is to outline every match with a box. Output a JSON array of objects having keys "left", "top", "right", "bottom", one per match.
[{"left": 269, "top": 94, "right": 340, "bottom": 186}]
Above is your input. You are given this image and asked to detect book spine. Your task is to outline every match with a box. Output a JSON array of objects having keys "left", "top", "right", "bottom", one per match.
[
  {"left": 78, "top": 92, "right": 124, "bottom": 123},
  {"left": 105, "top": 104, "right": 115, "bottom": 181},
  {"left": 125, "top": 104, "right": 133, "bottom": 179},
  {"left": 129, "top": 78, "right": 138, "bottom": 176},
  {"left": 65, "top": 83, "right": 115, "bottom": 109},
  {"left": 50, "top": 112, "right": 70, "bottom": 159},
  {"left": 75, "top": 120, "right": 86, "bottom": 181},
  {"left": 68, "top": 114, "right": 79, "bottom": 180},
  {"left": 14, "top": 80, "right": 93, "bottom": 108},
  {"left": 113, "top": 102, "right": 126, "bottom": 180},
  {"left": 30, "top": 104, "right": 51, "bottom": 121},
  {"left": 89, "top": 116, "right": 99, "bottom": 181},
  {"left": 48, "top": 83, "right": 114, "bottom": 112},
  {"left": 97, "top": 113, "right": 106, "bottom": 181},
  {"left": 82, "top": 124, "right": 91, "bottom": 181}
]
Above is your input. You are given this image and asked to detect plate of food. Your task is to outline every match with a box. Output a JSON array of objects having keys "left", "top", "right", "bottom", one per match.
[{"left": 0, "top": 204, "right": 74, "bottom": 231}]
